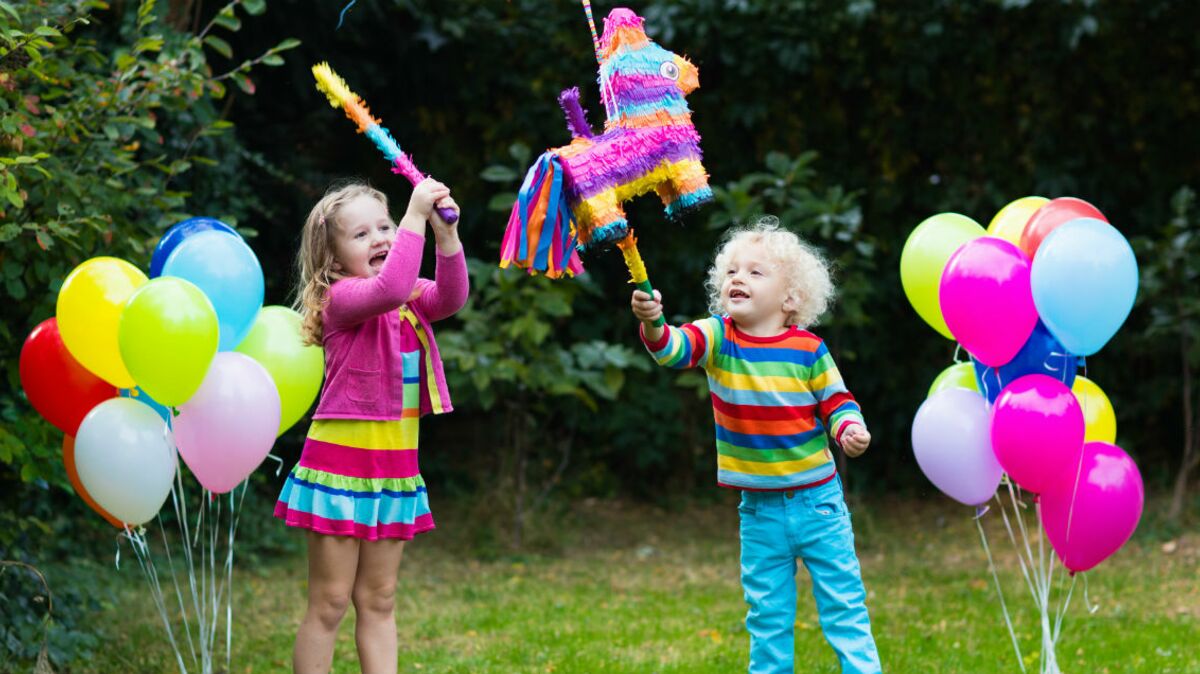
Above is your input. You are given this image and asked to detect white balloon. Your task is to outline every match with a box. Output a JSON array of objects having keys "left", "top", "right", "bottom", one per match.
[{"left": 75, "top": 397, "right": 176, "bottom": 525}]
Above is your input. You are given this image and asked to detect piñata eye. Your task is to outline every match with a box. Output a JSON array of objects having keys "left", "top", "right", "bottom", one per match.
[{"left": 659, "top": 61, "right": 680, "bottom": 80}]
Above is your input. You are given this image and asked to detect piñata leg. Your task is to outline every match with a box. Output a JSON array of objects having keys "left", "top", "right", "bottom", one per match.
[{"left": 664, "top": 158, "right": 713, "bottom": 220}]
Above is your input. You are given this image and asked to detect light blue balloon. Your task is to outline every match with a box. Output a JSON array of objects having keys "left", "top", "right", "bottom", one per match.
[
  {"left": 1031, "top": 217, "right": 1138, "bottom": 356},
  {"left": 119, "top": 387, "right": 173, "bottom": 423},
  {"left": 162, "top": 229, "right": 264, "bottom": 351}
]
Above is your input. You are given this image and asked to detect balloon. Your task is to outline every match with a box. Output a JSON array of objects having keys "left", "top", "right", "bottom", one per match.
[
  {"left": 150, "top": 217, "right": 242, "bottom": 279},
  {"left": 56, "top": 257, "right": 147, "bottom": 387},
  {"left": 990, "top": 374, "right": 1084, "bottom": 493},
  {"left": 118, "top": 277, "right": 219, "bottom": 407},
  {"left": 74, "top": 398, "right": 176, "bottom": 526},
  {"left": 235, "top": 306, "right": 325, "bottom": 436},
  {"left": 162, "top": 230, "right": 264, "bottom": 351},
  {"left": 912, "top": 388, "right": 1003, "bottom": 506},
  {"left": 987, "top": 196, "right": 1049, "bottom": 245},
  {"left": 972, "top": 320, "right": 1076, "bottom": 403},
  {"left": 939, "top": 237, "right": 1037, "bottom": 367},
  {"left": 1031, "top": 218, "right": 1138, "bottom": 356},
  {"left": 1018, "top": 197, "right": 1107, "bottom": 259},
  {"left": 173, "top": 353, "right": 281, "bottom": 493},
  {"left": 19, "top": 318, "right": 117, "bottom": 434},
  {"left": 900, "top": 213, "right": 986, "bottom": 339},
  {"left": 1039, "top": 442, "right": 1143, "bottom": 572},
  {"left": 62, "top": 435, "right": 123, "bottom": 528},
  {"left": 120, "top": 387, "right": 173, "bottom": 424},
  {"left": 1072, "top": 376, "right": 1117, "bottom": 444},
  {"left": 927, "top": 362, "right": 979, "bottom": 398}
]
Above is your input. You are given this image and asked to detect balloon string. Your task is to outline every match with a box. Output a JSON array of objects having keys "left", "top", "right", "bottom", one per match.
[
  {"left": 976, "top": 513, "right": 1027, "bottom": 673},
  {"left": 158, "top": 513, "right": 199, "bottom": 667},
  {"left": 265, "top": 453, "right": 284, "bottom": 477}
]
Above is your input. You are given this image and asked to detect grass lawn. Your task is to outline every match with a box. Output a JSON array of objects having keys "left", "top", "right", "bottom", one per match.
[{"left": 78, "top": 492, "right": 1198, "bottom": 673}]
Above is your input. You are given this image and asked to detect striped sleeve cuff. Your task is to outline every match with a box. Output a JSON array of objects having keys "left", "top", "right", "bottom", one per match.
[{"left": 639, "top": 323, "right": 671, "bottom": 352}]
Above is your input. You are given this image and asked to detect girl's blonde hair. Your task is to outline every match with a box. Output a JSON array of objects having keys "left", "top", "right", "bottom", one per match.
[
  {"left": 705, "top": 217, "right": 834, "bottom": 328},
  {"left": 294, "top": 182, "right": 389, "bottom": 345}
]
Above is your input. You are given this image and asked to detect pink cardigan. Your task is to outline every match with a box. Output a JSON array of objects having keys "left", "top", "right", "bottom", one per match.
[{"left": 312, "top": 229, "right": 468, "bottom": 420}]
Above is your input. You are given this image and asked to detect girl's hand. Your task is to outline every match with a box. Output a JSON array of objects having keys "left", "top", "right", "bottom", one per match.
[
  {"left": 841, "top": 425, "right": 871, "bottom": 458},
  {"left": 631, "top": 289, "right": 663, "bottom": 325},
  {"left": 430, "top": 195, "right": 460, "bottom": 237},
  {"left": 407, "top": 178, "right": 450, "bottom": 219}
]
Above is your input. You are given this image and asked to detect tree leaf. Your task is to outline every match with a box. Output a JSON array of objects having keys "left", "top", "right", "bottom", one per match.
[{"left": 203, "top": 35, "right": 232, "bottom": 59}]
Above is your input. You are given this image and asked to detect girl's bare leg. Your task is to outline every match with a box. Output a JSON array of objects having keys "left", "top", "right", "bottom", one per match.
[
  {"left": 294, "top": 532, "right": 360, "bottom": 673},
  {"left": 352, "top": 538, "right": 406, "bottom": 674}
]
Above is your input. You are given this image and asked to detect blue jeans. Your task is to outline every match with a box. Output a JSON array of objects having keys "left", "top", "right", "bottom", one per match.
[{"left": 739, "top": 477, "right": 881, "bottom": 674}]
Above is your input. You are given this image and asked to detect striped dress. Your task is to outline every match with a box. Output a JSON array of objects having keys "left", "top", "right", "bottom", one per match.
[
  {"left": 641, "top": 316, "right": 865, "bottom": 491},
  {"left": 274, "top": 308, "right": 438, "bottom": 540}
]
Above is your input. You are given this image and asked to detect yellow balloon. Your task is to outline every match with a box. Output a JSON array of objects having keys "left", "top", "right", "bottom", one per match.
[
  {"left": 56, "top": 257, "right": 148, "bottom": 388},
  {"left": 1072, "top": 376, "right": 1117, "bottom": 443},
  {"left": 900, "top": 213, "right": 985, "bottom": 339},
  {"left": 927, "top": 362, "right": 979, "bottom": 398},
  {"left": 236, "top": 306, "right": 325, "bottom": 436},
  {"left": 118, "top": 277, "right": 219, "bottom": 407},
  {"left": 987, "top": 196, "right": 1049, "bottom": 246}
]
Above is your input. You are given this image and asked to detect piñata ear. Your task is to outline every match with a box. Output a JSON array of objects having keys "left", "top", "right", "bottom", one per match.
[{"left": 599, "top": 8, "right": 648, "bottom": 58}]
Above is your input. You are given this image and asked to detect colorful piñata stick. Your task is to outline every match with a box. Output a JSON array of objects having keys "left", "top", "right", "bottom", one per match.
[{"left": 312, "top": 62, "right": 458, "bottom": 224}]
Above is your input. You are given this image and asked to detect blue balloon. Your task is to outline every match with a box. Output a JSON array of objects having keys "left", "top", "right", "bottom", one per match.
[
  {"left": 162, "top": 230, "right": 264, "bottom": 351},
  {"left": 971, "top": 320, "right": 1077, "bottom": 403},
  {"left": 119, "top": 387, "right": 173, "bottom": 423},
  {"left": 150, "top": 217, "right": 242, "bottom": 278},
  {"left": 1031, "top": 217, "right": 1138, "bottom": 356}
]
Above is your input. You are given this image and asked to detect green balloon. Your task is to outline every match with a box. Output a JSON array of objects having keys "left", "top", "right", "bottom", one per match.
[
  {"left": 118, "top": 277, "right": 219, "bottom": 407},
  {"left": 927, "top": 362, "right": 979, "bottom": 398},
  {"left": 900, "top": 213, "right": 985, "bottom": 339},
  {"left": 235, "top": 306, "right": 325, "bottom": 436}
]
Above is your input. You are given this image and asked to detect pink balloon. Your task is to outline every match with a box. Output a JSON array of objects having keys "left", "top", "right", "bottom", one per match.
[
  {"left": 990, "top": 374, "right": 1084, "bottom": 493},
  {"left": 1039, "top": 442, "right": 1143, "bottom": 573},
  {"left": 939, "top": 237, "right": 1038, "bottom": 367},
  {"left": 173, "top": 352, "right": 281, "bottom": 493}
]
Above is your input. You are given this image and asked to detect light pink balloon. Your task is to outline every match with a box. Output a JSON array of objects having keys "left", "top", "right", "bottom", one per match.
[
  {"left": 991, "top": 374, "right": 1084, "bottom": 493},
  {"left": 173, "top": 352, "right": 281, "bottom": 493},
  {"left": 939, "top": 237, "right": 1038, "bottom": 367},
  {"left": 1039, "top": 442, "right": 1143, "bottom": 573}
]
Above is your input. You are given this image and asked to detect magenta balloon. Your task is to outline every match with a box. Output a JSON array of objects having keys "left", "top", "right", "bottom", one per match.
[
  {"left": 939, "top": 237, "right": 1038, "bottom": 367},
  {"left": 990, "top": 374, "right": 1084, "bottom": 493},
  {"left": 912, "top": 388, "right": 1003, "bottom": 506},
  {"left": 173, "top": 352, "right": 281, "bottom": 493},
  {"left": 1039, "top": 442, "right": 1143, "bottom": 572}
]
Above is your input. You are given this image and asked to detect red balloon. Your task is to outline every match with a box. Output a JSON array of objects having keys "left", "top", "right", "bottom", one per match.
[
  {"left": 1019, "top": 197, "right": 1108, "bottom": 259},
  {"left": 19, "top": 318, "right": 117, "bottom": 434},
  {"left": 62, "top": 435, "right": 124, "bottom": 528}
]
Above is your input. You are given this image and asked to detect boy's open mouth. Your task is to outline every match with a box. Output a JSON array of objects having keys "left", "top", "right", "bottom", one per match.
[{"left": 729, "top": 288, "right": 750, "bottom": 300}]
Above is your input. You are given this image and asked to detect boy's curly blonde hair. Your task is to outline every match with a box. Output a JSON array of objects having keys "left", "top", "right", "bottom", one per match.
[
  {"left": 293, "top": 181, "right": 389, "bottom": 345},
  {"left": 704, "top": 217, "right": 834, "bottom": 328}
]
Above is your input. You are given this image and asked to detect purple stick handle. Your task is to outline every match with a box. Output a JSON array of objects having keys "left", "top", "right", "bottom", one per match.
[{"left": 391, "top": 156, "right": 459, "bottom": 225}]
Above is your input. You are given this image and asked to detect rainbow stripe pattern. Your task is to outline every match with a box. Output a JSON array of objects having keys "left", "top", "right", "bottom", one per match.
[
  {"left": 643, "top": 317, "right": 866, "bottom": 491},
  {"left": 500, "top": 7, "right": 712, "bottom": 278},
  {"left": 275, "top": 309, "right": 436, "bottom": 540},
  {"left": 312, "top": 62, "right": 426, "bottom": 187}
]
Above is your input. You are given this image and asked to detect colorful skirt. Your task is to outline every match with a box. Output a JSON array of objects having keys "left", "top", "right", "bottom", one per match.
[{"left": 274, "top": 417, "right": 434, "bottom": 541}]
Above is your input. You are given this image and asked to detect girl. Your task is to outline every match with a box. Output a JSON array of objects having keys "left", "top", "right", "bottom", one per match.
[{"left": 275, "top": 179, "right": 467, "bottom": 673}]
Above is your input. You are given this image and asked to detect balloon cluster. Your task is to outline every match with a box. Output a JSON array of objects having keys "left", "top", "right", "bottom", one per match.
[
  {"left": 18, "top": 218, "right": 325, "bottom": 527},
  {"left": 902, "top": 197, "right": 1143, "bottom": 573}
]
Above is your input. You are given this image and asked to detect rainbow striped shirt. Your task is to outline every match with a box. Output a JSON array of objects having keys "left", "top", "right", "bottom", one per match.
[{"left": 642, "top": 316, "right": 865, "bottom": 491}]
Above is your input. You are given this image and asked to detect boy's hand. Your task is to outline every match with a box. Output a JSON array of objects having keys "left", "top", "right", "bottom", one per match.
[
  {"left": 841, "top": 425, "right": 871, "bottom": 458},
  {"left": 631, "top": 289, "right": 663, "bottom": 325},
  {"left": 407, "top": 178, "right": 450, "bottom": 219}
]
